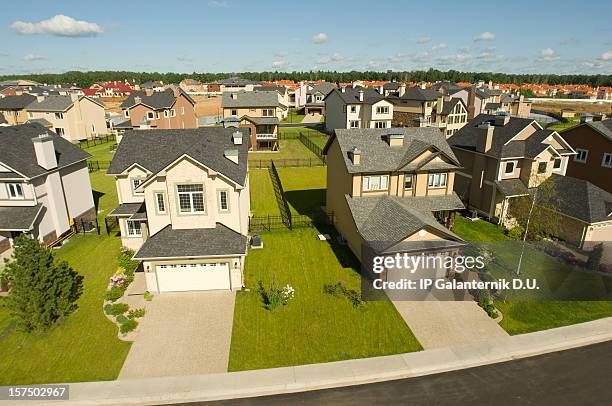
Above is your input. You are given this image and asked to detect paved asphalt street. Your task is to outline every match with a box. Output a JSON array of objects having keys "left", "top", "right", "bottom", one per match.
[{"left": 182, "top": 341, "right": 612, "bottom": 406}]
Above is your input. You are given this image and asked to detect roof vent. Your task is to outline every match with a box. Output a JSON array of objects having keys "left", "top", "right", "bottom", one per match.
[
  {"left": 349, "top": 147, "right": 361, "bottom": 165},
  {"left": 224, "top": 149, "right": 239, "bottom": 164},
  {"left": 232, "top": 131, "right": 243, "bottom": 145},
  {"left": 230, "top": 93, "right": 237, "bottom": 100},
  {"left": 358, "top": 90, "right": 364, "bottom": 102}
]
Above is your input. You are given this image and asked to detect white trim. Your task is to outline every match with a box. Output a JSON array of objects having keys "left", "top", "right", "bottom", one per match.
[{"left": 602, "top": 152, "right": 612, "bottom": 168}]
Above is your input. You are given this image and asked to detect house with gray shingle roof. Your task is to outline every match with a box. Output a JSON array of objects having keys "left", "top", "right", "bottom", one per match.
[
  {"left": 324, "top": 87, "right": 394, "bottom": 132},
  {"left": 120, "top": 86, "right": 197, "bottom": 130},
  {"left": 304, "top": 82, "right": 336, "bottom": 115},
  {"left": 25, "top": 94, "right": 107, "bottom": 142},
  {"left": 322, "top": 126, "right": 465, "bottom": 264},
  {"left": 106, "top": 127, "right": 250, "bottom": 293},
  {"left": 445, "top": 113, "right": 612, "bottom": 249},
  {"left": 0, "top": 123, "right": 95, "bottom": 258},
  {"left": 221, "top": 91, "right": 287, "bottom": 151},
  {"left": 0, "top": 94, "right": 37, "bottom": 125}
]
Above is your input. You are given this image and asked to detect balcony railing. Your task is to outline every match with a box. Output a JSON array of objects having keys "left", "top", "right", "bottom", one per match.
[{"left": 256, "top": 133, "right": 278, "bottom": 140}]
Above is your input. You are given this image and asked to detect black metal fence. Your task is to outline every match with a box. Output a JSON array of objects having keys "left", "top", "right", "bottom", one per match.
[
  {"left": 249, "top": 158, "right": 325, "bottom": 168},
  {"left": 87, "top": 160, "right": 112, "bottom": 172},
  {"left": 104, "top": 216, "right": 119, "bottom": 236},
  {"left": 248, "top": 211, "right": 334, "bottom": 232},
  {"left": 77, "top": 133, "right": 116, "bottom": 149},
  {"left": 269, "top": 161, "right": 292, "bottom": 227},
  {"left": 298, "top": 132, "right": 326, "bottom": 162},
  {"left": 73, "top": 218, "right": 101, "bottom": 235}
]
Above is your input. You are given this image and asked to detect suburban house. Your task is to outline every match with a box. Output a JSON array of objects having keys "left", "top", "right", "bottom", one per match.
[
  {"left": 221, "top": 91, "right": 288, "bottom": 151},
  {"left": 208, "top": 77, "right": 260, "bottom": 93},
  {"left": 83, "top": 81, "right": 133, "bottom": 98},
  {"left": 179, "top": 79, "right": 207, "bottom": 93},
  {"left": 561, "top": 118, "right": 612, "bottom": 193},
  {"left": 0, "top": 123, "right": 96, "bottom": 256},
  {"left": 498, "top": 93, "right": 531, "bottom": 117},
  {"left": 255, "top": 85, "right": 290, "bottom": 106},
  {"left": 446, "top": 113, "right": 609, "bottom": 249},
  {"left": 120, "top": 86, "right": 197, "bottom": 130},
  {"left": 381, "top": 82, "right": 407, "bottom": 97},
  {"left": 304, "top": 82, "right": 337, "bottom": 115},
  {"left": 436, "top": 97, "right": 469, "bottom": 137},
  {"left": 324, "top": 87, "right": 394, "bottom": 132},
  {"left": 106, "top": 127, "right": 250, "bottom": 293},
  {"left": 388, "top": 87, "right": 442, "bottom": 127},
  {"left": 322, "top": 127, "right": 465, "bottom": 264},
  {"left": 0, "top": 94, "right": 37, "bottom": 125},
  {"left": 25, "top": 94, "right": 107, "bottom": 142}
]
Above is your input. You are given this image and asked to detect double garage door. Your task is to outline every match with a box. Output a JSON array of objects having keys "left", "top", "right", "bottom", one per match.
[{"left": 156, "top": 262, "right": 230, "bottom": 292}]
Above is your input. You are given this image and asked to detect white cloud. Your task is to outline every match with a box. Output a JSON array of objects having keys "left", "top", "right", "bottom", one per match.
[
  {"left": 23, "top": 53, "right": 45, "bottom": 61},
  {"left": 274, "top": 51, "right": 288, "bottom": 57},
  {"left": 473, "top": 32, "right": 495, "bottom": 41},
  {"left": 413, "top": 52, "right": 430, "bottom": 63},
  {"left": 331, "top": 52, "right": 343, "bottom": 62},
  {"left": 271, "top": 60, "right": 287, "bottom": 68},
  {"left": 438, "top": 54, "right": 469, "bottom": 64},
  {"left": 431, "top": 43, "right": 447, "bottom": 51},
  {"left": 207, "top": 1, "right": 229, "bottom": 7},
  {"left": 312, "top": 32, "right": 328, "bottom": 44},
  {"left": 540, "top": 48, "right": 558, "bottom": 60},
  {"left": 416, "top": 36, "right": 431, "bottom": 44},
  {"left": 458, "top": 46, "right": 471, "bottom": 54},
  {"left": 601, "top": 51, "right": 612, "bottom": 61},
  {"left": 11, "top": 15, "right": 103, "bottom": 37}
]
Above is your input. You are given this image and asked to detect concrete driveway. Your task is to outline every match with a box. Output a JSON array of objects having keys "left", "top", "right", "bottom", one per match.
[
  {"left": 119, "top": 291, "right": 236, "bottom": 380},
  {"left": 301, "top": 113, "right": 322, "bottom": 123},
  {"left": 393, "top": 301, "right": 508, "bottom": 349}
]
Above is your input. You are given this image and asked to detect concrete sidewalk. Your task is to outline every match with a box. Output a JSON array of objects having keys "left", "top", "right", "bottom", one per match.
[{"left": 16, "top": 317, "right": 612, "bottom": 406}]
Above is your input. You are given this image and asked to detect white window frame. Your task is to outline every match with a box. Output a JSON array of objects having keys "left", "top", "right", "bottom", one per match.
[
  {"left": 147, "top": 111, "right": 154, "bottom": 120},
  {"left": 131, "top": 178, "right": 144, "bottom": 195},
  {"left": 428, "top": 173, "right": 448, "bottom": 188},
  {"left": 404, "top": 175, "right": 413, "bottom": 189},
  {"left": 552, "top": 158, "right": 563, "bottom": 171},
  {"left": 574, "top": 148, "right": 588, "bottom": 163},
  {"left": 350, "top": 105, "right": 357, "bottom": 113},
  {"left": 124, "top": 109, "right": 130, "bottom": 118},
  {"left": 170, "top": 109, "right": 176, "bottom": 117},
  {"left": 163, "top": 110, "right": 169, "bottom": 118},
  {"left": 374, "top": 121, "right": 387, "bottom": 129},
  {"left": 155, "top": 192, "right": 166, "bottom": 214},
  {"left": 155, "top": 112, "right": 160, "bottom": 119},
  {"left": 362, "top": 175, "right": 389, "bottom": 192},
  {"left": 262, "top": 108, "right": 274, "bottom": 117},
  {"left": 504, "top": 161, "right": 516, "bottom": 175},
  {"left": 54, "top": 112, "right": 64, "bottom": 119},
  {"left": 376, "top": 106, "right": 389, "bottom": 114},
  {"left": 55, "top": 127, "right": 65, "bottom": 137},
  {"left": 349, "top": 120, "right": 360, "bottom": 128},
  {"left": 537, "top": 161, "right": 548, "bottom": 174},
  {"left": 126, "top": 220, "right": 142, "bottom": 237},
  {"left": 6, "top": 183, "right": 24, "bottom": 199},
  {"left": 602, "top": 153, "right": 612, "bottom": 168},
  {"left": 176, "top": 184, "right": 205, "bottom": 214},
  {"left": 218, "top": 190, "right": 230, "bottom": 212},
  {"left": 231, "top": 109, "right": 237, "bottom": 116}
]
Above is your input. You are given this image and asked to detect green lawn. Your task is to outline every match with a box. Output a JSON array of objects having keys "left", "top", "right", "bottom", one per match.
[
  {"left": 547, "top": 118, "right": 579, "bottom": 132},
  {"left": 249, "top": 169, "right": 281, "bottom": 216},
  {"left": 453, "top": 214, "right": 612, "bottom": 335},
  {"left": 278, "top": 167, "right": 326, "bottom": 214},
  {"left": 0, "top": 167, "right": 130, "bottom": 384},
  {"left": 83, "top": 140, "right": 117, "bottom": 162},
  {"left": 281, "top": 108, "right": 305, "bottom": 124},
  {"left": 228, "top": 228, "right": 421, "bottom": 371},
  {"left": 248, "top": 139, "right": 319, "bottom": 162}
]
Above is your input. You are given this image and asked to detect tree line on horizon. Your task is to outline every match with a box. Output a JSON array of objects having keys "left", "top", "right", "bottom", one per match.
[{"left": 1, "top": 69, "right": 611, "bottom": 88}]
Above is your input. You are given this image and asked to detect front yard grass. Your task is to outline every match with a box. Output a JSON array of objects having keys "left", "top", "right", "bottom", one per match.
[
  {"left": 228, "top": 227, "right": 421, "bottom": 371},
  {"left": 0, "top": 167, "right": 130, "bottom": 384},
  {"left": 453, "top": 214, "right": 612, "bottom": 335}
]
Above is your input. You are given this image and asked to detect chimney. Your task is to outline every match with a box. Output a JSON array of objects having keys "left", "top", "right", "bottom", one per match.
[
  {"left": 349, "top": 147, "right": 361, "bottom": 165},
  {"left": 341, "top": 86, "right": 346, "bottom": 93},
  {"left": 494, "top": 112, "right": 510, "bottom": 126},
  {"left": 232, "top": 131, "right": 243, "bottom": 145},
  {"left": 379, "top": 85, "right": 384, "bottom": 94},
  {"left": 32, "top": 134, "right": 57, "bottom": 170},
  {"left": 387, "top": 130, "right": 405, "bottom": 147},
  {"left": 230, "top": 93, "right": 237, "bottom": 100},
  {"left": 467, "top": 85, "right": 476, "bottom": 119},
  {"left": 358, "top": 90, "right": 364, "bottom": 102},
  {"left": 134, "top": 96, "right": 142, "bottom": 105},
  {"left": 224, "top": 149, "right": 239, "bottom": 164},
  {"left": 70, "top": 92, "right": 79, "bottom": 102},
  {"left": 36, "top": 95, "right": 45, "bottom": 103},
  {"left": 476, "top": 122, "right": 494, "bottom": 153},
  {"left": 144, "top": 88, "right": 154, "bottom": 96},
  {"left": 519, "top": 94, "right": 524, "bottom": 102},
  {"left": 399, "top": 83, "right": 406, "bottom": 97}
]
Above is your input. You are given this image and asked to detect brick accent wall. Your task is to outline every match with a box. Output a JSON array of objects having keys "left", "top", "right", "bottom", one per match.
[
  {"left": 0, "top": 237, "right": 10, "bottom": 254},
  {"left": 392, "top": 111, "right": 419, "bottom": 127},
  {"left": 74, "top": 207, "right": 97, "bottom": 223}
]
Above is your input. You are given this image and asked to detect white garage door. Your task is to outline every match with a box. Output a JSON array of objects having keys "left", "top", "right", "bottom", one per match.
[{"left": 156, "top": 262, "right": 230, "bottom": 292}]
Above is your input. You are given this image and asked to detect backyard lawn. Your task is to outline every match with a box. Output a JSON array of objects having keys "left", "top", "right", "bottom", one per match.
[
  {"left": 281, "top": 108, "right": 305, "bottom": 123},
  {"left": 248, "top": 139, "right": 319, "bottom": 163},
  {"left": 453, "top": 214, "right": 612, "bottom": 335},
  {"left": 547, "top": 118, "right": 580, "bottom": 132},
  {"left": 228, "top": 227, "right": 421, "bottom": 371},
  {"left": 249, "top": 169, "right": 281, "bottom": 216},
  {"left": 83, "top": 139, "right": 117, "bottom": 162},
  {"left": 278, "top": 167, "right": 326, "bottom": 214},
  {"left": 0, "top": 169, "right": 130, "bottom": 384}
]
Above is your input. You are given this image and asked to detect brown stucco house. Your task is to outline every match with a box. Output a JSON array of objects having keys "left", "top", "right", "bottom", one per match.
[
  {"left": 221, "top": 91, "right": 288, "bottom": 151},
  {"left": 120, "top": 86, "right": 197, "bottom": 130},
  {"left": 0, "top": 123, "right": 96, "bottom": 257},
  {"left": 561, "top": 119, "right": 612, "bottom": 194},
  {"left": 322, "top": 127, "right": 465, "bottom": 264}
]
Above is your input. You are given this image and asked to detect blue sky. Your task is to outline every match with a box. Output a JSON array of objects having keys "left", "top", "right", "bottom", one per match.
[{"left": 1, "top": 0, "right": 611, "bottom": 75}]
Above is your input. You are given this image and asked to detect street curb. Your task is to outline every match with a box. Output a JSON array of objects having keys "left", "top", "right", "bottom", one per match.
[{"left": 6, "top": 317, "right": 612, "bottom": 406}]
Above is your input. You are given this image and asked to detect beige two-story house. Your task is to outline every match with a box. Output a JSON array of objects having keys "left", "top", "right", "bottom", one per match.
[
  {"left": 26, "top": 94, "right": 107, "bottom": 142},
  {"left": 107, "top": 127, "right": 250, "bottom": 293},
  {"left": 324, "top": 87, "right": 394, "bottom": 132},
  {"left": 120, "top": 86, "right": 197, "bottom": 130},
  {"left": 222, "top": 91, "right": 288, "bottom": 151},
  {"left": 322, "top": 127, "right": 465, "bottom": 263},
  {"left": 0, "top": 94, "right": 36, "bottom": 125},
  {"left": 0, "top": 123, "right": 96, "bottom": 256}
]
